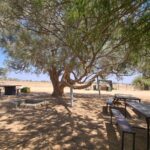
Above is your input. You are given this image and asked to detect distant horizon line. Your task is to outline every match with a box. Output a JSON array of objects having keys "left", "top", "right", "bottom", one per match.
[{"left": 0, "top": 78, "right": 133, "bottom": 85}]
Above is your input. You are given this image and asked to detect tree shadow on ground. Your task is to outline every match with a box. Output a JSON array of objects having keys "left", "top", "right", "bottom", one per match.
[
  {"left": 0, "top": 92, "right": 148, "bottom": 150},
  {"left": 102, "top": 106, "right": 147, "bottom": 150},
  {"left": 73, "top": 93, "right": 113, "bottom": 100},
  {"left": 105, "top": 122, "right": 147, "bottom": 150},
  {"left": 0, "top": 93, "right": 108, "bottom": 150},
  {"left": 0, "top": 108, "right": 107, "bottom": 149},
  {"left": 105, "top": 123, "right": 120, "bottom": 150}
]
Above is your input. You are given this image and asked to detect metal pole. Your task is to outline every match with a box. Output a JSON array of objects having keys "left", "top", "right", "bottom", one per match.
[
  {"left": 97, "top": 77, "right": 101, "bottom": 97},
  {"left": 70, "top": 86, "right": 73, "bottom": 107}
]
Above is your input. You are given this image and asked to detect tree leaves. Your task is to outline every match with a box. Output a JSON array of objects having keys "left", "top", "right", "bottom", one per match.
[{"left": 0, "top": 0, "right": 149, "bottom": 91}]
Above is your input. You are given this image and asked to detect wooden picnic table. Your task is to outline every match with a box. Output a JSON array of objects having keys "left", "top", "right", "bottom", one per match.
[
  {"left": 106, "top": 94, "right": 141, "bottom": 111},
  {"left": 0, "top": 85, "right": 21, "bottom": 95},
  {"left": 114, "top": 94, "right": 141, "bottom": 103},
  {"left": 125, "top": 101, "right": 150, "bottom": 150}
]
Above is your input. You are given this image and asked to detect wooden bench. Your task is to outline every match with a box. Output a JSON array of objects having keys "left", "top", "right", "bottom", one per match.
[
  {"left": 111, "top": 108, "right": 135, "bottom": 150},
  {"left": 106, "top": 96, "right": 129, "bottom": 112},
  {"left": 106, "top": 98, "right": 120, "bottom": 111}
]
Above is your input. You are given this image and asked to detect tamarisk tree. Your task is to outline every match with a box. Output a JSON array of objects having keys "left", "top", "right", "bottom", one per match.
[
  {"left": 0, "top": 0, "right": 149, "bottom": 96},
  {"left": 0, "top": 67, "right": 7, "bottom": 78}
]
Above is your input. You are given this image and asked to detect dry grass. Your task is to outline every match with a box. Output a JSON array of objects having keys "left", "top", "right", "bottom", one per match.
[{"left": 0, "top": 80, "right": 150, "bottom": 150}]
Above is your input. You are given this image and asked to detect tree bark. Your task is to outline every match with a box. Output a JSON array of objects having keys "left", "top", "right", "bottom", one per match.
[
  {"left": 51, "top": 85, "right": 64, "bottom": 97},
  {"left": 48, "top": 67, "right": 65, "bottom": 97}
]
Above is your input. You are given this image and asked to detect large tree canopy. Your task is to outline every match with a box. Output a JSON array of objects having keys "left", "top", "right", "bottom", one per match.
[
  {"left": 0, "top": 67, "right": 7, "bottom": 78},
  {"left": 0, "top": 0, "right": 149, "bottom": 96}
]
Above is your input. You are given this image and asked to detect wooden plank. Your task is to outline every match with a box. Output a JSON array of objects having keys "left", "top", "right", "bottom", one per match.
[{"left": 111, "top": 108, "right": 135, "bottom": 133}]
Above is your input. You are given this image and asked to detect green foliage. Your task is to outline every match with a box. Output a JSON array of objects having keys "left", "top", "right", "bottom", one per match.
[
  {"left": 21, "top": 87, "right": 31, "bottom": 93},
  {"left": 133, "top": 76, "right": 150, "bottom": 90},
  {"left": 0, "top": 68, "right": 7, "bottom": 77},
  {"left": 0, "top": 0, "right": 149, "bottom": 96}
]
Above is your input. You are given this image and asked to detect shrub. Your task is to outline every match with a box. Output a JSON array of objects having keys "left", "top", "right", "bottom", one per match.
[
  {"left": 132, "top": 76, "right": 150, "bottom": 90},
  {"left": 21, "top": 87, "right": 31, "bottom": 93}
]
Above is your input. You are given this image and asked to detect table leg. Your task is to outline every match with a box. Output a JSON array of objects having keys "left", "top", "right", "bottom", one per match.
[
  {"left": 133, "top": 133, "right": 135, "bottom": 150},
  {"left": 121, "top": 132, "right": 124, "bottom": 150},
  {"left": 146, "top": 118, "right": 149, "bottom": 150}
]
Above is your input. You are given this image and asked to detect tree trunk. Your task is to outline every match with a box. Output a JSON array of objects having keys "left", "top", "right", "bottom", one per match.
[
  {"left": 48, "top": 67, "right": 65, "bottom": 97},
  {"left": 51, "top": 84, "right": 64, "bottom": 97}
]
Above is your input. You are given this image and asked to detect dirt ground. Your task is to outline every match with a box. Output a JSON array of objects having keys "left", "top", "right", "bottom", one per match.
[{"left": 0, "top": 81, "right": 150, "bottom": 150}]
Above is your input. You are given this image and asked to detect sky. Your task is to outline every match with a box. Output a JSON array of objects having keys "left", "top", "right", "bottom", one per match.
[{"left": 0, "top": 49, "right": 139, "bottom": 84}]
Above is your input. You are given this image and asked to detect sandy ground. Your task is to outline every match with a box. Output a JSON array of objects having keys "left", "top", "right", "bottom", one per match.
[
  {"left": 0, "top": 80, "right": 149, "bottom": 101},
  {"left": 0, "top": 81, "right": 150, "bottom": 150}
]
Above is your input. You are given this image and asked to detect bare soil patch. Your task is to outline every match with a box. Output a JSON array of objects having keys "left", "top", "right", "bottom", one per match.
[{"left": 0, "top": 90, "right": 149, "bottom": 150}]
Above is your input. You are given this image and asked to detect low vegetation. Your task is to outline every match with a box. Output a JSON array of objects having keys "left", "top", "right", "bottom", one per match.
[
  {"left": 133, "top": 76, "right": 150, "bottom": 90},
  {"left": 21, "top": 87, "right": 31, "bottom": 93}
]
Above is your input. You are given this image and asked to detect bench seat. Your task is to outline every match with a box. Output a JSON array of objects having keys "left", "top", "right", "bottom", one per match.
[
  {"left": 111, "top": 108, "right": 135, "bottom": 150},
  {"left": 111, "top": 108, "right": 135, "bottom": 133}
]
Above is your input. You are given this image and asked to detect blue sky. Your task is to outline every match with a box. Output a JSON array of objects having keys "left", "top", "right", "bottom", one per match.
[
  {"left": 0, "top": 49, "right": 50, "bottom": 81},
  {"left": 0, "top": 49, "right": 138, "bottom": 83}
]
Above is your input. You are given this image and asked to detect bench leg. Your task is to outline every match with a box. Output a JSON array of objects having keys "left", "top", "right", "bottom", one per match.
[
  {"left": 121, "top": 132, "right": 124, "bottom": 150},
  {"left": 121, "top": 132, "right": 135, "bottom": 150},
  {"left": 133, "top": 133, "right": 135, "bottom": 150}
]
